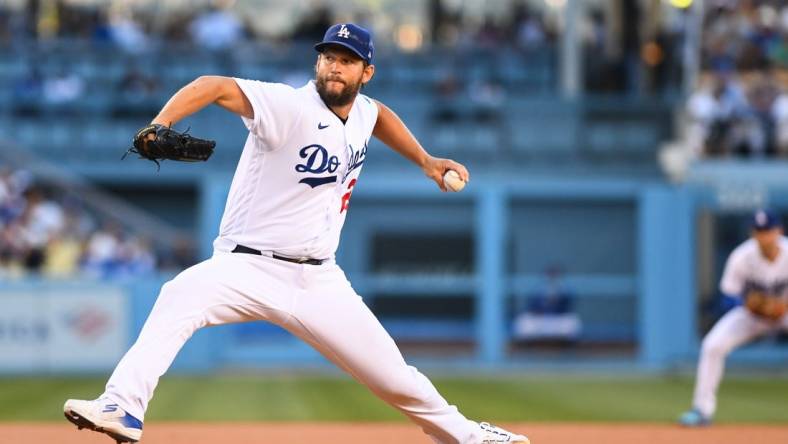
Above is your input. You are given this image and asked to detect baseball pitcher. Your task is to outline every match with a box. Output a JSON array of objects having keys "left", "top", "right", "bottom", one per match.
[{"left": 63, "top": 23, "right": 529, "bottom": 444}]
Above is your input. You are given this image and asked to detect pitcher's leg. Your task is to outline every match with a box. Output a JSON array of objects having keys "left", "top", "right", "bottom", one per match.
[
  {"left": 285, "top": 273, "right": 478, "bottom": 444},
  {"left": 285, "top": 311, "right": 477, "bottom": 444},
  {"left": 103, "top": 278, "right": 208, "bottom": 420},
  {"left": 692, "top": 307, "right": 770, "bottom": 417},
  {"left": 104, "top": 253, "right": 293, "bottom": 420}
]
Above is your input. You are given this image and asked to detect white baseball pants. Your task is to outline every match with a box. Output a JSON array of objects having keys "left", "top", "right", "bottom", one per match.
[
  {"left": 102, "top": 251, "right": 481, "bottom": 444},
  {"left": 691, "top": 306, "right": 788, "bottom": 417}
]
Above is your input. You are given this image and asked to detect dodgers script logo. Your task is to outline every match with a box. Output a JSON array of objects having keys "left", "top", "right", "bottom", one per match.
[
  {"left": 746, "top": 278, "right": 788, "bottom": 297},
  {"left": 342, "top": 141, "right": 367, "bottom": 183},
  {"left": 296, "top": 144, "right": 340, "bottom": 188}
]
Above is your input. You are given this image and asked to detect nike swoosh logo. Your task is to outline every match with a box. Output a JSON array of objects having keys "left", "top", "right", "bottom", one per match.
[{"left": 318, "top": 123, "right": 329, "bottom": 130}]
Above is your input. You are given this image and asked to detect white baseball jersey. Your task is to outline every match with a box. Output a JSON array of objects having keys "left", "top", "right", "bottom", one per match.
[
  {"left": 212, "top": 79, "right": 378, "bottom": 259},
  {"left": 719, "top": 237, "right": 788, "bottom": 298}
]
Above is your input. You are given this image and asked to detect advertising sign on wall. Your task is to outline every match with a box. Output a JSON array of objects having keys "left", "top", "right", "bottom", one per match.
[{"left": 0, "top": 288, "right": 128, "bottom": 372}]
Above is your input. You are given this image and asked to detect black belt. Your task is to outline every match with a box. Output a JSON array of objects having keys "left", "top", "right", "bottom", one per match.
[{"left": 232, "top": 244, "right": 325, "bottom": 265}]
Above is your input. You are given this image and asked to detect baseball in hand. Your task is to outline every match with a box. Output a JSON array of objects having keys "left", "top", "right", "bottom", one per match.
[{"left": 443, "top": 170, "right": 466, "bottom": 192}]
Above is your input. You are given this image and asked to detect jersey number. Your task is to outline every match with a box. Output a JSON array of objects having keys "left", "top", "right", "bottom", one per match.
[{"left": 340, "top": 179, "right": 357, "bottom": 213}]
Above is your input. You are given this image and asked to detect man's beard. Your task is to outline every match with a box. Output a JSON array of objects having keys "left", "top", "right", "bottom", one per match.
[{"left": 316, "top": 75, "right": 362, "bottom": 107}]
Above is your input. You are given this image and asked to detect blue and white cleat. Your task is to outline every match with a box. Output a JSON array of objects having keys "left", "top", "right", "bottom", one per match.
[
  {"left": 679, "top": 408, "right": 712, "bottom": 427},
  {"left": 64, "top": 397, "right": 143, "bottom": 443},
  {"left": 478, "top": 421, "right": 530, "bottom": 443}
]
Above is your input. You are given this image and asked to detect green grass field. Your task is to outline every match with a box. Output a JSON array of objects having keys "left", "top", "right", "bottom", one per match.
[{"left": 2, "top": 374, "right": 787, "bottom": 423}]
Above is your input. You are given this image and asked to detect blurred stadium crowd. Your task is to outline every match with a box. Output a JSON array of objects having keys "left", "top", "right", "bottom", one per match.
[
  {"left": 686, "top": 0, "right": 788, "bottom": 158},
  {"left": 0, "top": 0, "right": 566, "bottom": 137},
  {"left": 0, "top": 0, "right": 559, "bottom": 51},
  {"left": 0, "top": 166, "right": 193, "bottom": 279},
  {"left": 0, "top": 0, "right": 687, "bottom": 97}
]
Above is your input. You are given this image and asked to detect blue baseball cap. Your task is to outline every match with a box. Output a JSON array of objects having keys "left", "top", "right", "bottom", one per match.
[
  {"left": 751, "top": 209, "right": 782, "bottom": 231},
  {"left": 314, "top": 23, "right": 374, "bottom": 64}
]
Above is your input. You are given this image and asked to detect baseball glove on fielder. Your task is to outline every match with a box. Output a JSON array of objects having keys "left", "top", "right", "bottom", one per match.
[
  {"left": 124, "top": 124, "right": 215, "bottom": 169},
  {"left": 745, "top": 290, "right": 787, "bottom": 321}
]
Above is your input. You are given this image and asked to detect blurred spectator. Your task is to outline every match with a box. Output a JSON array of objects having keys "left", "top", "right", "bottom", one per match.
[
  {"left": 116, "top": 236, "right": 156, "bottom": 277},
  {"left": 431, "top": 72, "right": 503, "bottom": 126},
  {"left": 510, "top": 2, "right": 546, "bottom": 50},
  {"left": 467, "top": 77, "right": 504, "bottom": 123},
  {"left": 429, "top": 0, "right": 463, "bottom": 46},
  {"left": 0, "top": 166, "right": 176, "bottom": 279},
  {"left": 55, "top": 0, "right": 95, "bottom": 39},
  {"left": 43, "top": 232, "right": 83, "bottom": 277},
  {"left": 42, "top": 68, "right": 85, "bottom": 109},
  {"left": 770, "top": 34, "right": 788, "bottom": 67},
  {"left": 746, "top": 71, "right": 782, "bottom": 155},
  {"left": 0, "top": 226, "right": 25, "bottom": 278},
  {"left": 82, "top": 221, "right": 122, "bottom": 278},
  {"left": 743, "top": 5, "right": 781, "bottom": 70},
  {"left": 189, "top": 2, "right": 243, "bottom": 51},
  {"left": 81, "top": 222, "right": 161, "bottom": 279},
  {"left": 0, "top": 168, "right": 27, "bottom": 273},
  {"left": 512, "top": 265, "right": 582, "bottom": 344},
  {"left": 18, "top": 187, "right": 64, "bottom": 273},
  {"left": 0, "top": 168, "right": 27, "bottom": 225},
  {"left": 163, "top": 12, "right": 194, "bottom": 43},
  {"left": 0, "top": 170, "right": 9, "bottom": 217},
  {"left": 6, "top": 169, "right": 34, "bottom": 201},
  {"left": 43, "top": 197, "right": 95, "bottom": 277},
  {"left": 24, "top": 188, "right": 65, "bottom": 245},
  {"left": 704, "top": 37, "right": 737, "bottom": 74},
  {"left": 90, "top": 7, "right": 112, "bottom": 44},
  {"left": 774, "top": 87, "right": 788, "bottom": 154},
  {"left": 60, "top": 196, "right": 97, "bottom": 240},
  {"left": 108, "top": 9, "right": 149, "bottom": 53},
  {"left": 686, "top": 72, "right": 750, "bottom": 156}
]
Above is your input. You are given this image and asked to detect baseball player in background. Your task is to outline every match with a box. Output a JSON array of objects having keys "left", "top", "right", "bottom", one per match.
[
  {"left": 680, "top": 209, "right": 788, "bottom": 426},
  {"left": 63, "top": 23, "right": 529, "bottom": 444}
]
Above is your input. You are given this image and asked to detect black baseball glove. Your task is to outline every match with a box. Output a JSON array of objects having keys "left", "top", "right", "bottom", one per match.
[{"left": 124, "top": 124, "right": 215, "bottom": 169}]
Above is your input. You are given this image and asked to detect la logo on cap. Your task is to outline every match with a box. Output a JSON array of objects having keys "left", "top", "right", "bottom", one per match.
[
  {"left": 756, "top": 211, "right": 767, "bottom": 225},
  {"left": 338, "top": 24, "right": 350, "bottom": 39}
]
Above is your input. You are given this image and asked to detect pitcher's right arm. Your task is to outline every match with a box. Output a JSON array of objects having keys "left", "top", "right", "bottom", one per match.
[{"left": 151, "top": 76, "right": 253, "bottom": 127}]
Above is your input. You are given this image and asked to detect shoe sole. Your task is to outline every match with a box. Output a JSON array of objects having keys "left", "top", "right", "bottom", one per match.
[{"left": 64, "top": 409, "right": 139, "bottom": 443}]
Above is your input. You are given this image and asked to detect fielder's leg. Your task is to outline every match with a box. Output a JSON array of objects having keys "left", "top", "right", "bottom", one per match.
[{"left": 691, "top": 306, "right": 773, "bottom": 418}]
